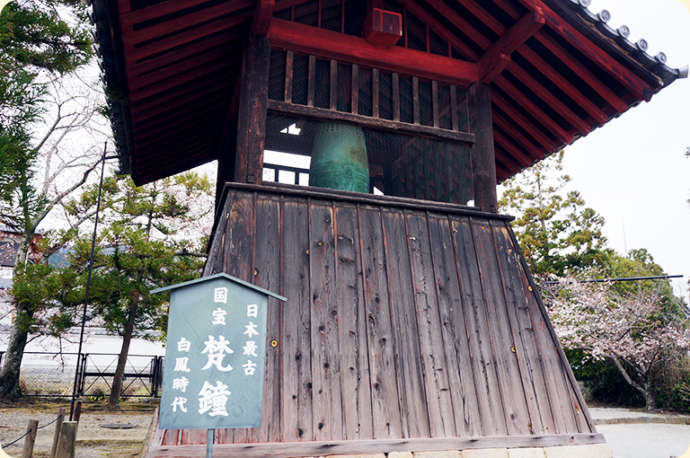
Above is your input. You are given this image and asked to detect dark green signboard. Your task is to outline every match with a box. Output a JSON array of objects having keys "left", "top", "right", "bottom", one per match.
[{"left": 153, "top": 273, "right": 286, "bottom": 430}]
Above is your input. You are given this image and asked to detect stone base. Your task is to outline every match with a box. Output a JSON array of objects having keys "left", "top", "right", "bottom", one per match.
[{"left": 324, "top": 445, "right": 612, "bottom": 458}]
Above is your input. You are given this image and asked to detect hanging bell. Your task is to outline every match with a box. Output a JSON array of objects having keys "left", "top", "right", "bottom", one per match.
[{"left": 309, "top": 122, "right": 369, "bottom": 193}]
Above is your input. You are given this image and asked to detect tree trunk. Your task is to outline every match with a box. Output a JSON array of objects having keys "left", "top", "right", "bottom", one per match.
[
  {"left": 108, "top": 300, "right": 138, "bottom": 408},
  {"left": 643, "top": 382, "right": 656, "bottom": 411},
  {"left": 0, "top": 310, "right": 30, "bottom": 399}
]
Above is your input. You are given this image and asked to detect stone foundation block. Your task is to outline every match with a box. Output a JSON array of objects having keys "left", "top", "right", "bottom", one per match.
[
  {"left": 544, "top": 444, "right": 612, "bottom": 458},
  {"left": 461, "top": 449, "right": 509, "bottom": 458},
  {"left": 507, "top": 448, "right": 546, "bottom": 458},
  {"left": 413, "top": 452, "right": 462, "bottom": 458}
]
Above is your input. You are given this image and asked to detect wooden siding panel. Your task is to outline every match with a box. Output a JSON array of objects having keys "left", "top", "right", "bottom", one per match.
[
  {"left": 189, "top": 185, "right": 595, "bottom": 449},
  {"left": 381, "top": 209, "right": 431, "bottom": 438},
  {"left": 450, "top": 216, "right": 507, "bottom": 437},
  {"left": 334, "top": 204, "right": 374, "bottom": 439},
  {"left": 252, "top": 194, "right": 283, "bottom": 442},
  {"left": 404, "top": 211, "right": 456, "bottom": 437},
  {"left": 357, "top": 206, "right": 403, "bottom": 439},
  {"left": 491, "top": 221, "right": 555, "bottom": 435},
  {"left": 308, "top": 202, "right": 344, "bottom": 440},
  {"left": 471, "top": 219, "right": 531, "bottom": 436},
  {"left": 426, "top": 213, "right": 481, "bottom": 438},
  {"left": 281, "top": 197, "right": 313, "bottom": 441}
]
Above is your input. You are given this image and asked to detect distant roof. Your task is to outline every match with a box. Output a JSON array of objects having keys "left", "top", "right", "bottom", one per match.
[
  {"left": 151, "top": 273, "right": 287, "bottom": 301},
  {"left": 92, "top": 0, "right": 686, "bottom": 185},
  {"left": 0, "top": 241, "right": 18, "bottom": 267}
]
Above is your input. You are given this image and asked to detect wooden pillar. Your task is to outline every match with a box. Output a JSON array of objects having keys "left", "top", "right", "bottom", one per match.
[
  {"left": 234, "top": 34, "right": 271, "bottom": 184},
  {"left": 468, "top": 83, "right": 498, "bottom": 213}
]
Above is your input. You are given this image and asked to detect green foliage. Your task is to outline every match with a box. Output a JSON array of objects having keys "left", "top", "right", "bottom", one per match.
[
  {"left": 498, "top": 152, "right": 609, "bottom": 276},
  {"left": 0, "top": 0, "right": 93, "bottom": 232},
  {"left": 62, "top": 173, "right": 213, "bottom": 339}
]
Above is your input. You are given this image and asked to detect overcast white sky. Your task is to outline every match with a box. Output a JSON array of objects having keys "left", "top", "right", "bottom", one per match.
[{"left": 552, "top": 0, "right": 689, "bottom": 299}]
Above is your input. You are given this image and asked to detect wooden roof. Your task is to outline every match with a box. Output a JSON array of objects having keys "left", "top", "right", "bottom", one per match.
[
  {"left": 144, "top": 183, "right": 603, "bottom": 455},
  {"left": 93, "top": 0, "right": 686, "bottom": 185}
]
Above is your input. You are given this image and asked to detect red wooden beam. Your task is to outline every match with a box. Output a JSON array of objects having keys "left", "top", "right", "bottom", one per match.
[
  {"left": 493, "top": 111, "right": 542, "bottom": 158},
  {"left": 397, "top": 0, "right": 478, "bottom": 60},
  {"left": 267, "top": 18, "right": 479, "bottom": 86},
  {"left": 125, "top": 15, "right": 248, "bottom": 64},
  {"left": 252, "top": 0, "right": 275, "bottom": 35},
  {"left": 425, "top": 0, "right": 490, "bottom": 50},
  {"left": 479, "top": 10, "right": 545, "bottom": 83},
  {"left": 493, "top": 129, "right": 534, "bottom": 168},
  {"left": 534, "top": 30, "right": 628, "bottom": 112},
  {"left": 130, "top": 80, "right": 230, "bottom": 123},
  {"left": 120, "top": 0, "right": 211, "bottom": 26},
  {"left": 128, "top": 33, "right": 238, "bottom": 77},
  {"left": 494, "top": 75, "right": 574, "bottom": 144},
  {"left": 460, "top": 0, "right": 629, "bottom": 115},
  {"left": 491, "top": 91, "right": 558, "bottom": 151},
  {"left": 505, "top": 62, "right": 591, "bottom": 133},
  {"left": 129, "top": 60, "right": 233, "bottom": 103},
  {"left": 121, "top": 0, "right": 253, "bottom": 46},
  {"left": 128, "top": 46, "right": 234, "bottom": 91},
  {"left": 499, "top": 0, "right": 651, "bottom": 99}
]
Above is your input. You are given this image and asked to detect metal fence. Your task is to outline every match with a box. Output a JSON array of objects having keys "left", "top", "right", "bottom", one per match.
[{"left": 0, "top": 351, "right": 163, "bottom": 399}]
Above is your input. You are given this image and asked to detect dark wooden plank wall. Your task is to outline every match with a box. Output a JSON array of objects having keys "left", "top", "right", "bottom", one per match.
[{"left": 184, "top": 185, "right": 593, "bottom": 446}]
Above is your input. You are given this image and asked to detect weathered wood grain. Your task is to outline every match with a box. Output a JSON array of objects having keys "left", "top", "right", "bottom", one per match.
[
  {"left": 470, "top": 219, "right": 531, "bottom": 436},
  {"left": 187, "top": 185, "right": 596, "bottom": 451},
  {"left": 309, "top": 201, "right": 343, "bottom": 440},
  {"left": 333, "top": 204, "right": 374, "bottom": 439},
  {"left": 449, "top": 217, "right": 506, "bottom": 437},
  {"left": 252, "top": 194, "right": 282, "bottom": 442},
  {"left": 149, "top": 433, "right": 606, "bottom": 457},
  {"left": 404, "top": 211, "right": 456, "bottom": 437},
  {"left": 357, "top": 206, "right": 403, "bottom": 439},
  {"left": 381, "top": 209, "right": 430, "bottom": 438},
  {"left": 491, "top": 221, "right": 554, "bottom": 435},
  {"left": 281, "top": 197, "right": 314, "bottom": 441},
  {"left": 426, "top": 213, "right": 480, "bottom": 437}
]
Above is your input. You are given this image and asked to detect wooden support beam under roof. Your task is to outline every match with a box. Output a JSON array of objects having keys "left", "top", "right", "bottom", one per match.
[
  {"left": 397, "top": 0, "right": 478, "bottom": 60},
  {"left": 120, "top": 0, "right": 253, "bottom": 47},
  {"left": 513, "top": 0, "right": 652, "bottom": 100},
  {"left": 267, "top": 18, "right": 479, "bottom": 86},
  {"left": 459, "top": 0, "right": 627, "bottom": 112},
  {"left": 491, "top": 91, "right": 558, "bottom": 151},
  {"left": 493, "top": 76, "right": 574, "bottom": 145},
  {"left": 479, "top": 10, "right": 545, "bottom": 83},
  {"left": 252, "top": 0, "right": 275, "bottom": 35}
]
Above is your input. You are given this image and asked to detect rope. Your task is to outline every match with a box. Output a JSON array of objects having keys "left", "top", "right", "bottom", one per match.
[
  {"left": 1, "top": 429, "right": 30, "bottom": 448},
  {"left": 1, "top": 412, "right": 61, "bottom": 448}
]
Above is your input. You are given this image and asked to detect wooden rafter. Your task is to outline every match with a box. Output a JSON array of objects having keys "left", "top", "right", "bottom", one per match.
[
  {"left": 513, "top": 0, "right": 651, "bottom": 99},
  {"left": 493, "top": 76, "right": 574, "bottom": 144},
  {"left": 397, "top": 0, "right": 479, "bottom": 60},
  {"left": 267, "top": 18, "right": 479, "bottom": 86},
  {"left": 120, "top": 1, "right": 253, "bottom": 46},
  {"left": 252, "top": 0, "right": 276, "bottom": 35},
  {"left": 479, "top": 10, "right": 545, "bottom": 83},
  {"left": 493, "top": 130, "right": 533, "bottom": 168},
  {"left": 129, "top": 60, "right": 233, "bottom": 103},
  {"left": 124, "top": 15, "right": 248, "bottom": 64},
  {"left": 491, "top": 91, "right": 557, "bottom": 151}
]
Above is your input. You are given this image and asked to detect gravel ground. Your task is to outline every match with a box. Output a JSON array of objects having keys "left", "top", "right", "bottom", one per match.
[
  {"left": 598, "top": 423, "right": 690, "bottom": 458},
  {"left": 0, "top": 401, "right": 153, "bottom": 457}
]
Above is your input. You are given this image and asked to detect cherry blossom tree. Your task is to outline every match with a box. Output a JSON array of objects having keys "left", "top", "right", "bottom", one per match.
[{"left": 544, "top": 278, "right": 690, "bottom": 410}]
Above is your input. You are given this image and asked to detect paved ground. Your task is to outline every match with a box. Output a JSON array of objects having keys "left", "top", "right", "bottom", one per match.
[
  {"left": 589, "top": 408, "right": 690, "bottom": 458},
  {"left": 590, "top": 407, "right": 690, "bottom": 425},
  {"left": 598, "top": 423, "right": 690, "bottom": 458},
  {"left": 2, "top": 404, "right": 689, "bottom": 457}
]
